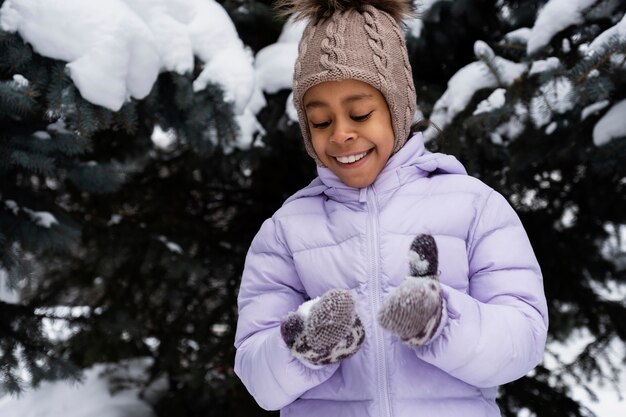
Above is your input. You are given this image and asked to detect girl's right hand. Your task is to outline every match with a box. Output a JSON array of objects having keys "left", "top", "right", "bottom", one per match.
[{"left": 280, "top": 288, "right": 365, "bottom": 366}]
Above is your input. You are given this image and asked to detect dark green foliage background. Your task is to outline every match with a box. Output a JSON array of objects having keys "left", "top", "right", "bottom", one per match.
[{"left": 1, "top": 0, "right": 624, "bottom": 416}]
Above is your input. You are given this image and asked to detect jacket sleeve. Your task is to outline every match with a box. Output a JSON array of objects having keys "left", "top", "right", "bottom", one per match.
[
  {"left": 234, "top": 217, "right": 339, "bottom": 410},
  {"left": 414, "top": 190, "right": 549, "bottom": 388}
]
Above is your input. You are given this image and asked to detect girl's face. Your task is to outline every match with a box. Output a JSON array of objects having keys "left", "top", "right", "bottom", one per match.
[{"left": 303, "top": 79, "right": 394, "bottom": 189}]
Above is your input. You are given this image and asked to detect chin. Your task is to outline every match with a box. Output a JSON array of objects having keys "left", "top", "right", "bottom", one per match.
[{"left": 342, "top": 177, "right": 374, "bottom": 189}]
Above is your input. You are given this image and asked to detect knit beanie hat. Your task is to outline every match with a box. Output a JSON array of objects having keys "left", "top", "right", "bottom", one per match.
[{"left": 278, "top": 0, "right": 417, "bottom": 166}]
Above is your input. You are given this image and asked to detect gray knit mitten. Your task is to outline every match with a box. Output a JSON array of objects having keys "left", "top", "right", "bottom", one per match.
[
  {"left": 378, "top": 234, "right": 443, "bottom": 347},
  {"left": 280, "top": 289, "right": 365, "bottom": 366}
]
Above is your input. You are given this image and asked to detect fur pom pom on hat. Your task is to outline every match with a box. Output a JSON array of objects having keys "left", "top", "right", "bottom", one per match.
[
  {"left": 277, "top": 0, "right": 415, "bottom": 23},
  {"left": 278, "top": 0, "right": 417, "bottom": 166}
]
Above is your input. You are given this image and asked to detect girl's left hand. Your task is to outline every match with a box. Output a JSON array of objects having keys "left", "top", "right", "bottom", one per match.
[{"left": 378, "top": 234, "right": 443, "bottom": 346}]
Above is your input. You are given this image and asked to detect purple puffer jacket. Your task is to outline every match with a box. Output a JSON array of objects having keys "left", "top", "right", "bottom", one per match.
[{"left": 234, "top": 133, "right": 548, "bottom": 417}]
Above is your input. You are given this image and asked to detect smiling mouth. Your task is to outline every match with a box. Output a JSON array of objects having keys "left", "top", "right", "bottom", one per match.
[{"left": 334, "top": 150, "right": 371, "bottom": 164}]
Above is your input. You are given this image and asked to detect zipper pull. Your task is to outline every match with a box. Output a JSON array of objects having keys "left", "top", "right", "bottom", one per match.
[{"left": 359, "top": 187, "right": 367, "bottom": 204}]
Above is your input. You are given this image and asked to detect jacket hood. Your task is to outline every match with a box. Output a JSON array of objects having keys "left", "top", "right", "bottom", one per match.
[{"left": 285, "top": 132, "right": 467, "bottom": 205}]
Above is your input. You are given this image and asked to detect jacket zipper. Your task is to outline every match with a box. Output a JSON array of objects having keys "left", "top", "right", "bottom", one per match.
[{"left": 366, "top": 186, "right": 392, "bottom": 417}]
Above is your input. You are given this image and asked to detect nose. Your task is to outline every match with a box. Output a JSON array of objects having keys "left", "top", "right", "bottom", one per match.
[{"left": 329, "top": 119, "right": 355, "bottom": 144}]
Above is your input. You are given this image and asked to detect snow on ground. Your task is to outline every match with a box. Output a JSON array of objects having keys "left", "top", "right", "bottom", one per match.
[
  {"left": 0, "top": 360, "right": 156, "bottom": 417},
  {"left": 0, "top": 305, "right": 623, "bottom": 417},
  {"left": 0, "top": 340, "right": 622, "bottom": 417}
]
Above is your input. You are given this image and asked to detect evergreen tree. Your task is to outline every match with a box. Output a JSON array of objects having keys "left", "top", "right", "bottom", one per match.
[
  {"left": 0, "top": 6, "right": 242, "bottom": 415},
  {"left": 0, "top": 25, "right": 128, "bottom": 393},
  {"left": 228, "top": 0, "right": 626, "bottom": 416},
  {"left": 2, "top": 1, "right": 624, "bottom": 417},
  {"left": 408, "top": 1, "right": 626, "bottom": 416}
]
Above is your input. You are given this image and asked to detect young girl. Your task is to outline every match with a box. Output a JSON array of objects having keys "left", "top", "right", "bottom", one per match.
[{"left": 234, "top": 1, "right": 549, "bottom": 416}]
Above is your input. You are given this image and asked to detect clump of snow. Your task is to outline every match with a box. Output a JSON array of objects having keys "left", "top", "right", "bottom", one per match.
[
  {"left": 23, "top": 209, "right": 58, "bottom": 228},
  {"left": 405, "top": 18, "right": 424, "bottom": 40},
  {"left": 489, "top": 102, "right": 528, "bottom": 145},
  {"left": 588, "top": 13, "right": 626, "bottom": 55},
  {"left": 581, "top": 100, "right": 610, "bottom": 121},
  {"left": 297, "top": 296, "right": 321, "bottom": 318},
  {"left": 529, "top": 76, "right": 574, "bottom": 128},
  {"left": 0, "top": 0, "right": 263, "bottom": 150},
  {"left": 504, "top": 27, "right": 532, "bottom": 44},
  {"left": 191, "top": 45, "right": 254, "bottom": 114},
  {"left": 545, "top": 77, "right": 575, "bottom": 113},
  {"left": 35, "top": 306, "right": 91, "bottom": 342},
  {"left": 529, "top": 100, "right": 550, "bottom": 128},
  {"left": 527, "top": 0, "right": 597, "bottom": 55},
  {"left": 545, "top": 121, "right": 557, "bottom": 135},
  {"left": 33, "top": 131, "right": 52, "bottom": 140},
  {"left": 560, "top": 204, "right": 578, "bottom": 229},
  {"left": 593, "top": 99, "right": 626, "bottom": 146},
  {"left": 473, "top": 88, "right": 506, "bottom": 116},
  {"left": 157, "top": 235, "right": 182, "bottom": 254},
  {"left": 425, "top": 41, "right": 527, "bottom": 141},
  {"left": 474, "top": 40, "right": 495, "bottom": 60},
  {"left": 12, "top": 74, "right": 29, "bottom": 87},
  {"left": 235, "top": 109, "right": 265, "bottom": 150},
  {"left": 529, "top": 57, "right": 562, "bottom": 76},
  {"left": 47, "top": 119, "right": 71, "bottom": 134},
  {"left": 404, "top": 0, "right": 449, "bottom": 38},
  {"left": 107, "top": 214, "right": 123, "bottom": 226},
  {"left": 4, "top": 200, "right": 19, "bottom": 214},
  {"left": 0, "top": 0, "right": 159, "bottom": 111},
  {"left": 255, "top": 17, "right": 305, "bottom": 95},
  {"left": 255, "top": 40, "right": 296, "bottom": 94},
  {"left": 253, "top": 17, "right": 307, "bottom": 125},
  {"left": 602, "top": 223, "right": 626, "bottom": 271},
  {"left": 151, "top": 125, "right": 177, "bottom": 150},
  {"left": 286, "top": 92, "right": 299, "bottom": 123},
  {"left": 0, "top": 267, "right": 19, "bottom": 304},
  {"left": 211, "top": 323, "right": 229, "bottom": 336},
  {"left": 3, "top": 199, "right": 58, "bottom": 228}
]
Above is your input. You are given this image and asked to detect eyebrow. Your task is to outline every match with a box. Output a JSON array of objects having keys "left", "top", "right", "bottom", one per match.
[{"left": 305, "top": 93, "right": 374, "bottom": 109}]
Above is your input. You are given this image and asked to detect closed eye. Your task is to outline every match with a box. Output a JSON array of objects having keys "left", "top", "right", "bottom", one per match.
[
  {"left": 351, "top": 111, "right": 373, "bottom": 122},
  {"left": 311, "top": 121, "right": 331, "bottom": 129}
]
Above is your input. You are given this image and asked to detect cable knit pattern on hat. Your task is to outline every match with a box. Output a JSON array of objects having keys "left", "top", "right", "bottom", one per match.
[
  {"left": 320, "top": 13, "right": 347, "bottom": 72},
  {"left": 290, "top": 1, "right": 417, "bottom": 166}
]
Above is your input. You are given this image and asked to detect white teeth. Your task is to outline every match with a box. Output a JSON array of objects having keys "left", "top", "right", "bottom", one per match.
[{"left": 335, "top": 151, "right": 368, "bottom": 164}]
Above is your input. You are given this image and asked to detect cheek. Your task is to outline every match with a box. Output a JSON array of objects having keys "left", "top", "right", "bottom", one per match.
[
  {"left": 377, "top": 128, "right": 395, "bottom": 155},
  {"left": 310, "top": 134, "right": 327, "bottom": 157}
]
